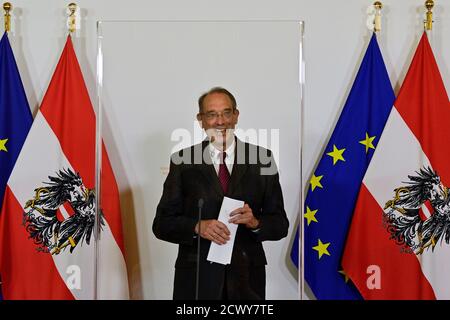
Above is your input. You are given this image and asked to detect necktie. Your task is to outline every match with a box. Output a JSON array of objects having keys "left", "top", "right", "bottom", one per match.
[{"left": 218, "top": 152, "right": 231, "bottom": 194}]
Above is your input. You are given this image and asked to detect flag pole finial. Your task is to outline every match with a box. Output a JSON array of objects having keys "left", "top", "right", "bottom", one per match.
[
  {"left": 3, "top": 2, "right": 12, "bottom": 32},
  {"left": 424, "top": 0, "right": 434, "bottom": 31},
  {"left": 373, "top": 1, "right": 383, "bottom": 32},
  {"left": 366, "top": 2, "right": 382, "bottom": 32},
  {"left": 67, "top": 3, "right": 77, "bottom": 33}
]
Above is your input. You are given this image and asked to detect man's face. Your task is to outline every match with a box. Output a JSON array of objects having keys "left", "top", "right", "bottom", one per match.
[{"left": 197, "top": 92, "right": 239, "bottom": 149}]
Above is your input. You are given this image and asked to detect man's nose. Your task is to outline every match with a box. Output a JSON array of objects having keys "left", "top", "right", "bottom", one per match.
[{"left": 216, "top": 115, "right": 225, "bottom": 125}]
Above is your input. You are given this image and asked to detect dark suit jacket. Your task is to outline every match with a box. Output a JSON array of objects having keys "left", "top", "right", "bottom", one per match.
[{"left": 152, "top": 138, "right": 289, "bottom": 299}]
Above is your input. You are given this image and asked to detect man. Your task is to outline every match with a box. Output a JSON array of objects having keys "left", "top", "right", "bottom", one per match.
[{"left": 153, "top": 87, "right": 288, "bottom": 300}]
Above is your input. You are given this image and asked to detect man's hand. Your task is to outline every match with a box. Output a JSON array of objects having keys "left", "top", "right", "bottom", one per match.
[
  {"left": 229, "top": 204, "right": 260, "bottom": 229},
  {"left": 195, "top": 219, "right": 230, "bottom": 245}
]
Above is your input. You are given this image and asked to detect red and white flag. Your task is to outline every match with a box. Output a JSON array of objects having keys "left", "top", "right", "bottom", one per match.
[
  {"left": 342, "top": 33, "right": 450, "bottom": 299},
  {"left": 0, "top": 36, "right": 129, "bottom": 299}
]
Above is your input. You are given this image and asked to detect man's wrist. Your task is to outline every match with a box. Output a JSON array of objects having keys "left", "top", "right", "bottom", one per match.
[{"left": 249, "top": 218, "right": 261, "bottom": 230}]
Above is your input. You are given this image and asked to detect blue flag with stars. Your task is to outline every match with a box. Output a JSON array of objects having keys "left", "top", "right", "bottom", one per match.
[
  {"left": 291, "top": 33, "right": 395, "bottom": 299},
  {"left": 0, "top": 32, "right": 33, "bottom": 299}
]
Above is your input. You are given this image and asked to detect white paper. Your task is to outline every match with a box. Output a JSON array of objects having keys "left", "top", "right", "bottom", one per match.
[{"left": 206, "top": 197, "right": 244, "bottom": 265}]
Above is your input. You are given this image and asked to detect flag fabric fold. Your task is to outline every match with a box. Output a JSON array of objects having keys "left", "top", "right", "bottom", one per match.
[
  {"left": 0, "top": 32, "right": 33, "bottom": 300},
  {"left": 0, "top": 36, "right": 129, "bottom": 299},
  {"left": 293, "top": 33, "right": 395, "bottom": 299},
  {"left": 342, "top": 32, "right": 450, "bottom": 299}
]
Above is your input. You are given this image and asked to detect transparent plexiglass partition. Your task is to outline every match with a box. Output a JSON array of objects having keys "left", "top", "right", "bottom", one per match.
[{"left": 95, "top": 20, "right": 304, "bottom": 300}]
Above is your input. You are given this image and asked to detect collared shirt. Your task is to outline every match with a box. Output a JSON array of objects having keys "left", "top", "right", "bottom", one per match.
[{"left": 208, "top": 139, "right": 235, "bottom": 175}]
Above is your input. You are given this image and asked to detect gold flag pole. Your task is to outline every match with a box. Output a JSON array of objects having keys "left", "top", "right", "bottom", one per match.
[
  {"left": 373, "top": 1, "right": 382, "bottom": 33},
  {"left": 424, "top": 0, "right": 434, "bottom": 31},
  {"left": 68, "top": 2, "right": 77, "bottom": 34},
  {"left": 3, "top": 2, "right": 11, "bottom": 32}
]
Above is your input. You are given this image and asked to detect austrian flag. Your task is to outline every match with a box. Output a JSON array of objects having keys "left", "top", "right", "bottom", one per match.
[
  {"left": 342, "top": 33, "right": 450, "bottom": 299},
  {"left": 0, "top": 36, "right": 129, "bottom": 299}
]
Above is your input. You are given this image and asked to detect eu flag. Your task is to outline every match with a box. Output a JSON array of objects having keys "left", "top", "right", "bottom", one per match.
[
  {"left": 0, "top": 32, "right": 33, "bottom": 299},
  {"left": 292, "top": 33, "right": 395, "bottom": 299},
  {"left": 0, "top": 32, "right": 32, "bottom": 209}
]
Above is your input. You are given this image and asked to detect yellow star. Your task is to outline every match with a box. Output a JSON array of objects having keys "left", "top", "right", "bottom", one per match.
[
  {"left": 359, "top": 133, "right": 376, "bottom": 153},
  {"left": 304, "top": 206, "right": 318, "bottom": 226},
  {"left": 310, "top": 174, "right": 323, "bottom": 192},
  {"left": 326, "top": 144, "right": 346, "bottom": 165},
  {"left": 0, "top": 138, "right": 8, "bottom": 152},
  {"left": 338, "top": 269, "right": 350, "bottom": 283},
  {"left": 312, "top": 239, "right": 330, "bottom": 259}
]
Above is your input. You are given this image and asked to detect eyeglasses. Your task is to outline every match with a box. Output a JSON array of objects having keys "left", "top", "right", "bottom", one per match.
[{"left": 201, "top": 109, "right": 235, "bottom": 121}]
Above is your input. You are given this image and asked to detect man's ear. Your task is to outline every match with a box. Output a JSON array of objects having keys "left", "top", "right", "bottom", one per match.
[
  {"left": 234, "top": 108, "right": 240, "bottom": 122},
  {"left": 196, "top": 113, "right": 203, "bottom": 128}
]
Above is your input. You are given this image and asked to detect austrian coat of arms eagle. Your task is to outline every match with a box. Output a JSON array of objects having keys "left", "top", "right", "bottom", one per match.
[
  {"left": 383, "top": 166, "right": 450, "bottom": 255},
  {"left": 22, "top": 168, "right": 104, "bottom": 255}
]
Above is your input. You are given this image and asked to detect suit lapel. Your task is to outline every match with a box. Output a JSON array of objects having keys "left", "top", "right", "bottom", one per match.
[
  {"left": 199, "top": 164, "right": 223, "bottom": 197},
  {"left": 228, "top": 139, "right": 247, "bottom": 195}
]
